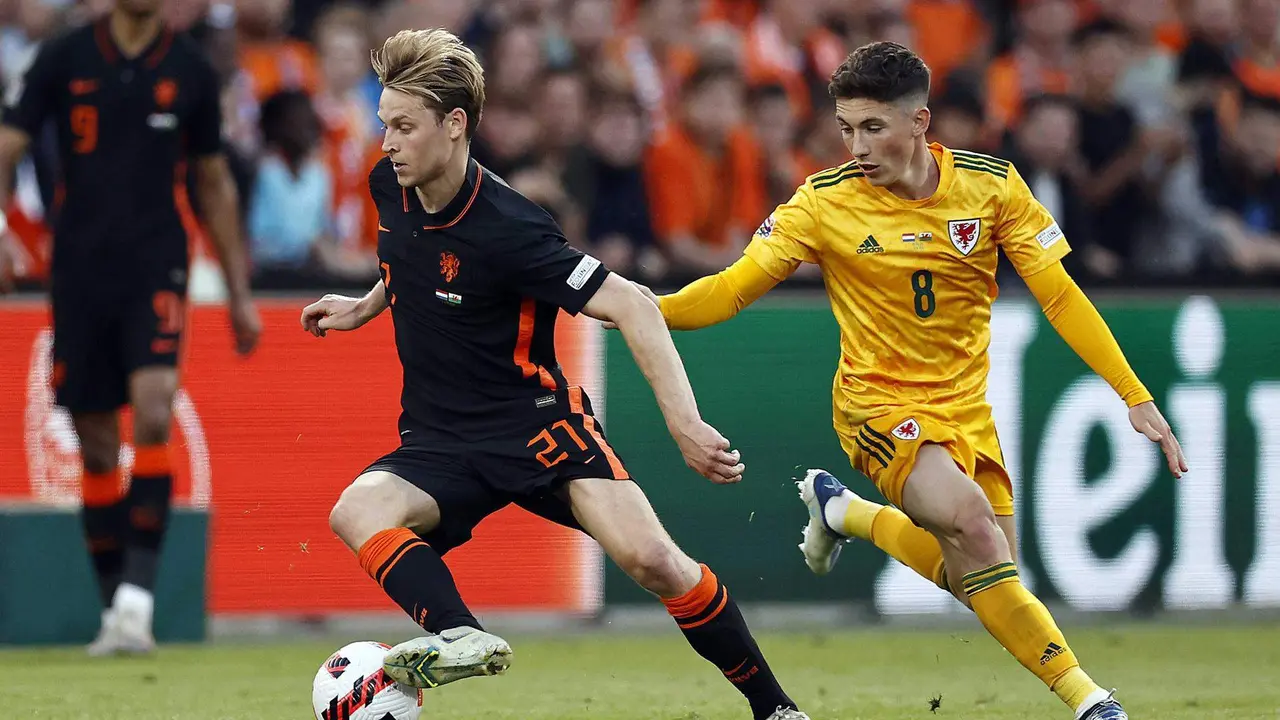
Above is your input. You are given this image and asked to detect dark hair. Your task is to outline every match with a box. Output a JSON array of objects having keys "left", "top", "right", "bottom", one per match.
[
  {"left": 828, "top": 42, "right": 930, "bottom": 103},
  {"left": 1240, "top": 88, "right": 1280, "bottom": 115},
  {"left": 1020, "top": 92, "right": 1077, "bottom": 118},
  {"left": 1072, "top": 18, "right": 1131, "bottom": 47},
  {"left": 684, "top": 62, "right": 739, "bottom": 95},
  {"left": 748, "top": 82, "right": 790, "bottom": 107},
  {"left": 259, "top": 90, "right": 319, "bottom": 151}
]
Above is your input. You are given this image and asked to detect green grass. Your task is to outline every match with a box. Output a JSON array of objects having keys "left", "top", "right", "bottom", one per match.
[{"left": 8, "top": 623, "right": 1280, "bottom": 719}]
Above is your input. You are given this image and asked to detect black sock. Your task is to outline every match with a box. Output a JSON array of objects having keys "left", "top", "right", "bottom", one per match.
[
  {"left": 358, "top": 528, "right": 480, "bottom": 634},
  {"left": 120, "top": 444, "right": 173, "bottom": 592},
  {"left": 664, "top": 564, "right": 796, "bottom": 720},
  {"left": 81, "top": 497, "right": 127, "bottom": 607}
]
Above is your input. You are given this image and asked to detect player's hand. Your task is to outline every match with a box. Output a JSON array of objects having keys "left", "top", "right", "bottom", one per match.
[
  {"left": 671, "top": 418, "right": 745, "bottom": 484},
  {"left": 0, "top": 231, "right": 18, "bottom": 294},
  {"left": 229, "top": 297, "right": 262, "bottom": 356},
  {"left": 1129, "top": 401, "right": 1188, "bottom": 478},
  {"left": 301, "top": 294, "right": 367, "bottom": 337},
  {"left": 601, "top": 282, "right": 660, "bottom": 331}
]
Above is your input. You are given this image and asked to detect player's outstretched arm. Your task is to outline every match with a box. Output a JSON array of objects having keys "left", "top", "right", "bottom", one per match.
[
  {"left": 301, "top": 280, "right": 389, "bottom": 337},
  {"left": 1024, "top": 261, "right": 1188, "bottom": 477},
  {"left": 195, "top": 154, "right": 261, "bottom": 355},
  {"left": 655, "top": 254, "right": 780, "bottom": 330},
  {"left": 582, "top": 273, "right": 745, "bottom": 484},
  {"left": 0, "top": 126, "right": 31, "bottom": 293}
]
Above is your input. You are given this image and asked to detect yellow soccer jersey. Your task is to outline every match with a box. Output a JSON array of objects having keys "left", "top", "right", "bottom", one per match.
[{"left": 744, "top": 143, "right": 1069, "bottom": 419}]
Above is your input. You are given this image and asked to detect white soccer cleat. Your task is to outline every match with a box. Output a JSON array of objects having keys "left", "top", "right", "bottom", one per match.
[
  {"left": 85, "top": 609, "right": 122, "bottom": 657},
  {"left": 382, "top": 627, "right": 513, "bottom": 689},
  {"left": 795, "top": 468, "right": 849, "bottom": 576},
  {"left": 767, "top": 707, "right": 811, "bottom": 720},
  {"left": 113, "top": 604, "right": 157, "bottom": 655}
]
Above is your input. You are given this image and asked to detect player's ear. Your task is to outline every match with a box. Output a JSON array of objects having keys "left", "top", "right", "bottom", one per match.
[
  {"left": 448, "top": 109, "right": 467, "bottom": 141},
  {"left": 914, "top": 106, "right": 931, "bottom": 138}
]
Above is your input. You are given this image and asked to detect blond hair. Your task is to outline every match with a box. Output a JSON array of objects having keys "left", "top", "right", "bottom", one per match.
[{"left": 372, "top": 29, "right": 486, "bottom": 139}]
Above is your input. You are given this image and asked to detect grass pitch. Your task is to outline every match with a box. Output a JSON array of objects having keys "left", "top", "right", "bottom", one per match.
[{"left": 8, "top": 622, "right": 1280, "bottom": 719}]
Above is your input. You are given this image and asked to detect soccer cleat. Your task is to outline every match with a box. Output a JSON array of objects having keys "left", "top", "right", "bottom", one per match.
[
  {"left": 383, "top": 627, "right": 513, "bottom": 689},
  {"left": 766, "top": 708, "right": 811, "bottom": 720},
  {"left": 85, "top": 609, "right": 122, "bottom": 657},
  {"left": 1078, "top": 691, "right": 1128, "bottom": 720},
  {"left": 113, "top": 604, "right": 158, "bottom": 655},
  {"left": 795, "top": 468, "right": 849, "bottom": 575}
]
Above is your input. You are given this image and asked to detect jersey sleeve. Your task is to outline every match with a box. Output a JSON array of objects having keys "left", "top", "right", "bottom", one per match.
[
  {"left": 503, "top": 217, "right": 611, "bottom": 315},
  {"left": 2, "top": 39, "right": 63, "bottom": 137},
  {"left": 743, "top": 180, "right": 822, "bottom": 280},
  {"left": 186, "top": 54, "right": 223, "bottom": 157},
  {"left": 995, "top": 162, "right": 1072, "bottom": 277}
]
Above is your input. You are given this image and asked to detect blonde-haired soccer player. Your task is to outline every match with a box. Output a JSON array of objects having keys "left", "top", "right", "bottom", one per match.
[
  {"left": 305, "top": 28, "right": 811, "bottom": 720},
  {"left": 647, "top": 42, "right": 1188, "bottom": 720}
]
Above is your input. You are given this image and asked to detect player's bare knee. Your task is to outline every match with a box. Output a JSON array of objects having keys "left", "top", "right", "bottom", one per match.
[
  {"left": 949, "top": 494, "right": 1006, "bottom": 565},
  {"left": 132, "top": 401, "right": 173, "bottom": 446},
  {"left": 330, "top": 473, "right": 432, "bottom": 550},
  {"left": 72, "top": 415, "right": 119, "bottom": 474},
  {"left": 617, "top": 538, "right": 691, "bottom": 597}
]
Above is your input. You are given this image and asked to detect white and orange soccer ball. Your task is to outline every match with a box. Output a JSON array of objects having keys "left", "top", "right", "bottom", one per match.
[{"left": 312, "top": 641, "right": 423, "bottom": 720}]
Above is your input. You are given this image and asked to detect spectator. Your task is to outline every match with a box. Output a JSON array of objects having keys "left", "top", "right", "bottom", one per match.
[
  {"left": 248, "top": 91, "right": 353, "bottom": 279},
  {"left": 237, "top": 0, "right": 319, "bottom": 103},
  {"left": 605, "top": 0, "right": 701, "bottom": 134},
  {"left": 1005, "top": 94, "right": 1093, "bottom": 280},
  {"left": 644, "top": 64, "right": 766, "bottom": 274},
  {"left": 1073, "top": 19, "right": 1148, "bottom": 279},
  {"left": 742, "top": 0, "right": 845, "bottom": 124},
  {"left": 930, "top": 81, "right": 992, "bottom": 153},
  {"left": 472, "top": 98, "right": 541, "bottom": 178},
  {"left": 749, "top": 82, "right": 822, "bottom": 206},
  {"left": 313, "top": 2, "right": 379, "bottom": 277},
  {"left": 1112, "top": 0, "right": 1181, "bottom": 130},
  {"left": 485, "top": 22, "right": 545, "bottom": 103},
  {"left": 984, "top": 0, "right": 1078, "bottom": 137},
  {"left": 904, "top": 0, "right": 992, "bottom": 91},
  {"left": 566, "top": 89, "right": 664, "bottom": 279},
  {"left": 1196, "top": 91, "right": 1280, "bottom": 272}
]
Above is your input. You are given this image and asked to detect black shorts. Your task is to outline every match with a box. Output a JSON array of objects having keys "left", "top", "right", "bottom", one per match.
[
  {"left": 51, "top": 274, "right": 186, "bottom": 413},
  {"left": 363, "top": 386, "right": 630, "bottom": 554}
]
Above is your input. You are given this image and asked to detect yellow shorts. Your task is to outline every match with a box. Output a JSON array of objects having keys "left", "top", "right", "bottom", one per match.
[{"left": 833, "top": 403, "right": 1014, "bottom": 516}]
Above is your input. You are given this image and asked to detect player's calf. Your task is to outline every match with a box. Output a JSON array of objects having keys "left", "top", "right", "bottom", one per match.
[{"left": 567, "top": 478, "right": 802, "bottom": 720}]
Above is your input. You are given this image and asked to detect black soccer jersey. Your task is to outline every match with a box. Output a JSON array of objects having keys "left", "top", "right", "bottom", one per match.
[
  {"left": 370, "top": 156, "right": 610, "bottom": 440},
  {"left": 2, "top": 19, "right": 222, "bottom": 282}
]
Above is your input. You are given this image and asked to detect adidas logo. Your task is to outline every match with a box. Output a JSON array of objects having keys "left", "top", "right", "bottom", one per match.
[
  {"left": 857, "top": 235, "right": 884, "bottom": 254},
  {"left": 1040, "top": 642, "right": 1065, "bottom": 665}
]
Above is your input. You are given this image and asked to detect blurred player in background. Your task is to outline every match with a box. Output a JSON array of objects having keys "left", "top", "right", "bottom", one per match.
[
  {"left": 0, "top": 0, "right": 260, "bottom": 654},
  {"left": 644, "top": 42, "right": 1190, "bottom": 720},
  {"left": 300, "top": 28, "right": 809, "bottom": 720}
]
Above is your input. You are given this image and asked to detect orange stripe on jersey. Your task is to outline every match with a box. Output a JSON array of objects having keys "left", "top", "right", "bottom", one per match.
[
  {"left": 423, "top": 171, "right": 483, "bottom": 231},
  {"left": 515, "top": 299, "right": 557, "bottom": 390},
  {"left": 569, "top": 386, "right": 628, "bottom": 480}
]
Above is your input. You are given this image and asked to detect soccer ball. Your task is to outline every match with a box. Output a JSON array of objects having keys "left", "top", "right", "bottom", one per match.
[{"left": 312, "top": 641, "right": 423, "bottom": 720}]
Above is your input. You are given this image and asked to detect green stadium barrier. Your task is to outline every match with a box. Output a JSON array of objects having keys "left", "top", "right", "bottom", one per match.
[
  {"left": 0, "top": 506, "right": 208, "bottom": 644},
  {"left": 602, "top": 295, "right": 1280, "bottom": 614}
]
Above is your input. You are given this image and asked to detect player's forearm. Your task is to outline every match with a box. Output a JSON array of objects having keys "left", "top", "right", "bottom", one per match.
[
  {"left": 359, "top": 280, "right": 390, "bottom": 321},
  {"left": 614, "top": 298, "right": 702, "bottom": 430},
  {"left": 0, "top": 127, "right": 31, "bottom": 214},
  {"left": 658, "top": 254, "right": 778, "bottom": 330},
  {"left": 1025, "top": 262, "right": 1153, "bottom": 407},
  {"left": 196, "top": 171, "right": 252, "bottom": 304}
]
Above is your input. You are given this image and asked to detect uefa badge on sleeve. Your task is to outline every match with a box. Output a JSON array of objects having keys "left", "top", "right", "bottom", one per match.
[{"left": 754, "top": 215, "right": 776, "bottom": 239}]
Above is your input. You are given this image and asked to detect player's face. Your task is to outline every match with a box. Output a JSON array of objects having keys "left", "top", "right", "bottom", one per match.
[
  {"left": 835, "top": 97, "right": 929, "bottom": 187},
  {"left": 378, "top": 88, "right": 468, "bottom": 188}
]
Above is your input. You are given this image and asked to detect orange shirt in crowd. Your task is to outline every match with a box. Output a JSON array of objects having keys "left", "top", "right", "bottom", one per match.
[
  {"left": 985, "top": 51, "right": 1073, "bottom": 131},
  {"left": 604, "top": 33, "right": 699, "bottom": 133},
  {"left": 743, "top": 16, "right": 844, "bottom": 123},
  {"left": 318, "top": 95, "right": 381, "bottom": 254},
  {"left": 239, "top": 39, "right": 319, "bottom": 102},
  {"left": 906, "top": 0, "right": 989, "bottom": 86},
  {"left": 644, "top": 124, "right": 766, "bottom": 250}
]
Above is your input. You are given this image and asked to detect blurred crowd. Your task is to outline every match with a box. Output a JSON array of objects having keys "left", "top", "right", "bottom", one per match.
[{"left": 4, "top": 0, "right": 1280, "bottom": 291}]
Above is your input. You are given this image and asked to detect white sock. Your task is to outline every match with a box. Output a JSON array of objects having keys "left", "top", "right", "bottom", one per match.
[
  {"left": 821, "top": 491, "right": 855, "bottom": 537},
  {"left": 1075, "top": 688, "right": 1112, "bottom": 719},
  {"left": 113, "top": 583, "right": 154, "bottom": 622}
]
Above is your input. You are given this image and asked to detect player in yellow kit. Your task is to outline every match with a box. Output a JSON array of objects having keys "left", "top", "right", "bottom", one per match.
[{"left": 644, "top": 43, "right": 1189, "bottom": 719}]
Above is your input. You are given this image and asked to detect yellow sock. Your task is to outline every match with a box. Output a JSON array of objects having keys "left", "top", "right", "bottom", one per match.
[
  {"left": 964, "top": 563, "right": 1103, "bottom": 711},
  {"left": 860, "top": 506, "right": 948, "bottom": 589}
]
